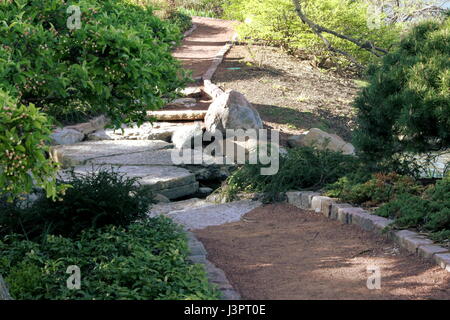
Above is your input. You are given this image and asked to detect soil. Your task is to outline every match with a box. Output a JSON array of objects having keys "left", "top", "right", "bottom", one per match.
[
  {"left": 212, "top": 44, "right": 361, "bottom": 143},
  {"left": 194, "top": 203, "right": 450, "bottom": 300}
]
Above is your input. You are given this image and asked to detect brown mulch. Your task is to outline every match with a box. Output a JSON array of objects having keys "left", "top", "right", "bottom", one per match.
[
  {"left": 212, "top": 44, "right": 360, "bottom": 143},
  {"left": 194, "top": 203, "right": 450, "bottom": 300}
]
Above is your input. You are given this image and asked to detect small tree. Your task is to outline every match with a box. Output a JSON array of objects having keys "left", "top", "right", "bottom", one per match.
[{"left": 353, "top": 17, "right": 450, "bottom": 168}]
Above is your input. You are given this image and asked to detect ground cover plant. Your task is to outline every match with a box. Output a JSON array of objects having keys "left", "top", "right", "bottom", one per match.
[
  {"left": 0, "top": 169, "right": 219, "bottom": 300},
  {"left": 222, "top": 146, "right": 363, "bottom": 202},
  {"left": 0, "top": 217, "right": 220, "bottom": 300}
]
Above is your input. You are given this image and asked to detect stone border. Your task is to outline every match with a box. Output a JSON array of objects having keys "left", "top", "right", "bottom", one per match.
[
  {"left": 202, "top": 33, "right": 239, "bottom": 81},
  {"left": 183, "top": 23, "right": 198, "bottom": 38},
  {"left": 286, "top": 191, "right": 450, "bottom": 273},
  {"left": 186, "top": 231, "right": 241, "bottom": 300}
]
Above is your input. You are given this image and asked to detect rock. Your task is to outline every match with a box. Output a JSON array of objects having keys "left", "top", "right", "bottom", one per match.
[
  {"left": 166, "top": 200, "right": 262, "bottom": 230},
  {"left": 66, "top": 115, "right": 108, "bottom": 135},
  {"left": 172, "top": 122, "right": 203, "bottom": 149},
  {"left": 167, "top": 97, "right": 197, "bottom": 108},
  {"left": 149, "top": 198, "right": 213, "bottom": 217},
  {"left": 50, "top": 128, "right": 84, "bottom": 145},
  {"left": 204, "top": 90, "right": 263, "bottom": 134},
  {"left": 287, "top": 128, "right": 355, "bottom": 155},
  {"left": 51, "top": 140, "right": 173, "bottom": 167},
  {"left": 61, "top": 165, "right": 198, "bottom": 200},
  {"left": 153, "top": 193, "right": 171, "bottom": 204},
  {"left": 86, "top": 129, "right": 113, "bottom": 141},
  {"left": 148, "top": 110, "right": 207, "bottom": 121},
  {"left": 180, "top": 86, "right": 203, "bottom": 98},
  {"left": 198, "top": 187, "right": 214, "bottom": 195}
]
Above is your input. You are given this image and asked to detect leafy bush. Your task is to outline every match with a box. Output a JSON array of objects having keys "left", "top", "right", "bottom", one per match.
[
  {"left": 223, "top": 146, "right": 362, "bottom": 202},
  {"left": 376, "top": 174, "right": 450, "bottom": 243},
  {"left": 353, "top": 18, "right": 450, "bottom": 165},
  {"left": 0, "top": 0, "right": 188, "bottom": 126},
  {"left": 223, "top": 0, "right": 399, "bottom": 66},
  {"left": 0, "top": 168, "right": 153, "bottom": 240},
  {"left": 176, "top": 0, "right": 225, "bottom": 17},
  {"left": 326, "top": 172, "right": 424, "bottom": 207},
  {"left": 0, "top": 90, "right": 63, "bottom": 201},
  {"left": 0, "top": 217, "right": 220, "bottom": 300},
  {"left": 168, "top": 11, "right": 193, "bottom": 32}
]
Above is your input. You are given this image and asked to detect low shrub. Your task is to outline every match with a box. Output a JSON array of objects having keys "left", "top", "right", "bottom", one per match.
[
  {"left": 0, "top": 217, "right": 220, "bottom": 300},
  {"left": 0, "top": 168, "right": 153, "bottom": 240},
  {"left": 326, "top": 172, "right": 424, "bottom": 207},
  {"left": 168, "top": 11, "right": 193, "bottom": 32},
  {"left": 223, "top": 146, "right": 362, "bottom": 202},
  {"left": 376, "top": 175, "right": 450, "bottom": 243}
]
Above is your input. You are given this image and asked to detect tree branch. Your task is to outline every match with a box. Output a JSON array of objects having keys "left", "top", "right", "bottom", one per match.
[{"left": 291, "top": 0, "right": 389, "bottom": 67}]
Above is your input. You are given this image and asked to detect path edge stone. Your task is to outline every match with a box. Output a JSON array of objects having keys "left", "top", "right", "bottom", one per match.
[
  {"left": 186, "top": 231, "right": 241, "bottom": 300},
  {"left": 285, "top": 191, "right": 450, "bottom": 273}
]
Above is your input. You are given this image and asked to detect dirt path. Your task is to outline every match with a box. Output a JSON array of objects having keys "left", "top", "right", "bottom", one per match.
[
  {"left": 173, "top": 17, "right": 236, "bottom": 80},
  {"left": 194, "top": 203, "right": 450, "bottom": 300}
]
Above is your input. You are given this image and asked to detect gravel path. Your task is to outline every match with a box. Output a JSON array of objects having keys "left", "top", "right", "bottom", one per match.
[{"left": 195, "top": 203, "right": 450, "bottom": 300}]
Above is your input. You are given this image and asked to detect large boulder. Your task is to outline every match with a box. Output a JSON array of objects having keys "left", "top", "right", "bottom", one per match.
[
  {"left": 288, "top": 128, "right": 355, "bottom": 155},
  {"left": 204, "top": 90, "right": 263, "bottom": 134}
]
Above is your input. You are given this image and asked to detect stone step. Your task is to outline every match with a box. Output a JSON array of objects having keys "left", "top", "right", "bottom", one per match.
[
  {"left": 51, "top": 140, "right": 173, "bottom": 168},
  {"left": 60, "top": 165, "right": 198, "bottom": 200},
  {"left": 150, "top": 199, "right": 262, "bottom": 230},
  {"left": 148, "top": 110, "right": 207, "bottom": 121}
]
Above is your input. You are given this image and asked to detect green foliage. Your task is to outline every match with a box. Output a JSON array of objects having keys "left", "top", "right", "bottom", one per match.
[
  {"left": 0, "top": 90, "right": 64, "bottom": 200},
  {"left": 223, "top": 0, "right": 399, "bottom": 66},
  {"left": 0, "top": 0, "right": 188, "bottom": 126},
  {"left": 0, "top": 217, "right": 220, "bottom": 300},
  {"left": 376, "top": 175, "right": 450, "bottom": 242},
  {"left": 176, "top": 0, "right": 225, "bottom": 17},
  {"left": 0, "top": 168, "right": 153, "bottom": 240},
  {"left": 353, "top": 18, "right": 450, "bottom": 165},
  {"left": 223, "top": 146, "right": 361, "bottom": 202},
  {"left": 326, "top": 172, "right": 424, "bottom": 207},
  {"left": 168, "top": 11, "right": 193, "bottom": 32}
]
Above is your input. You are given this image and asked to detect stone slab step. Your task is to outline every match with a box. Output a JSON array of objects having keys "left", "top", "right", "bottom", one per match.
[
  {"left": 148, "top": 110, "right": 207, "bottom": 121},
  {"left": 51, "top": 140, "right": 173, "bottom": 168},
  {"left": 59, "top": 165, "right": 198, "bottom": 200},
  {"left": 152, "top": 200, "right": 262, "bottom": 230}
]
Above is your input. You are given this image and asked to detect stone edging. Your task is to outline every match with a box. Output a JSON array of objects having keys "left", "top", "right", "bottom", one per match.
[
  {"left": 186, "top": 231, "right": 241, "bottom": 300},
  {"left": 286, "top": 191, "right": 450, "bottom": 273},
  {"left": 183, "top": 24, "right": 198, "bottom": 38},
  {"left": 202, "top": 33, "right": 239, "bottom": 81}
]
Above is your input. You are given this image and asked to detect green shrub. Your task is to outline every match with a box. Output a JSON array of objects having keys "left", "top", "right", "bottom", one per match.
[
  {"left": 168, "top": 11, "right": 193, "bottom": 32},
  {"left": 326, "top": 172, "right": 424, "bottom": 207},
  {"left": 0, "top": 217, "right": 220, "bottom": 300},
  {"left": 353, "top": 18, "right": 450, "bottom": 165},
  {"left": 223, "top": 0, "right": 399, "bottom": 66},
  {"left": 176, "top": 0, "right": 225, "bottom": 18},
  {"left": 223, "top": 146, "right": 362, "bottom": 202},
  {"left": 0, "top": 168, "right": 153, "bottom": 240},
  {"left": 0, "top": 90, "right": 64, "bottom": 201},
  {"left": 0, "top": 0, "right": 188, "bottom": 126},
  {"left": 376, "top": 174, "right": 450, "bottom": 242}
]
